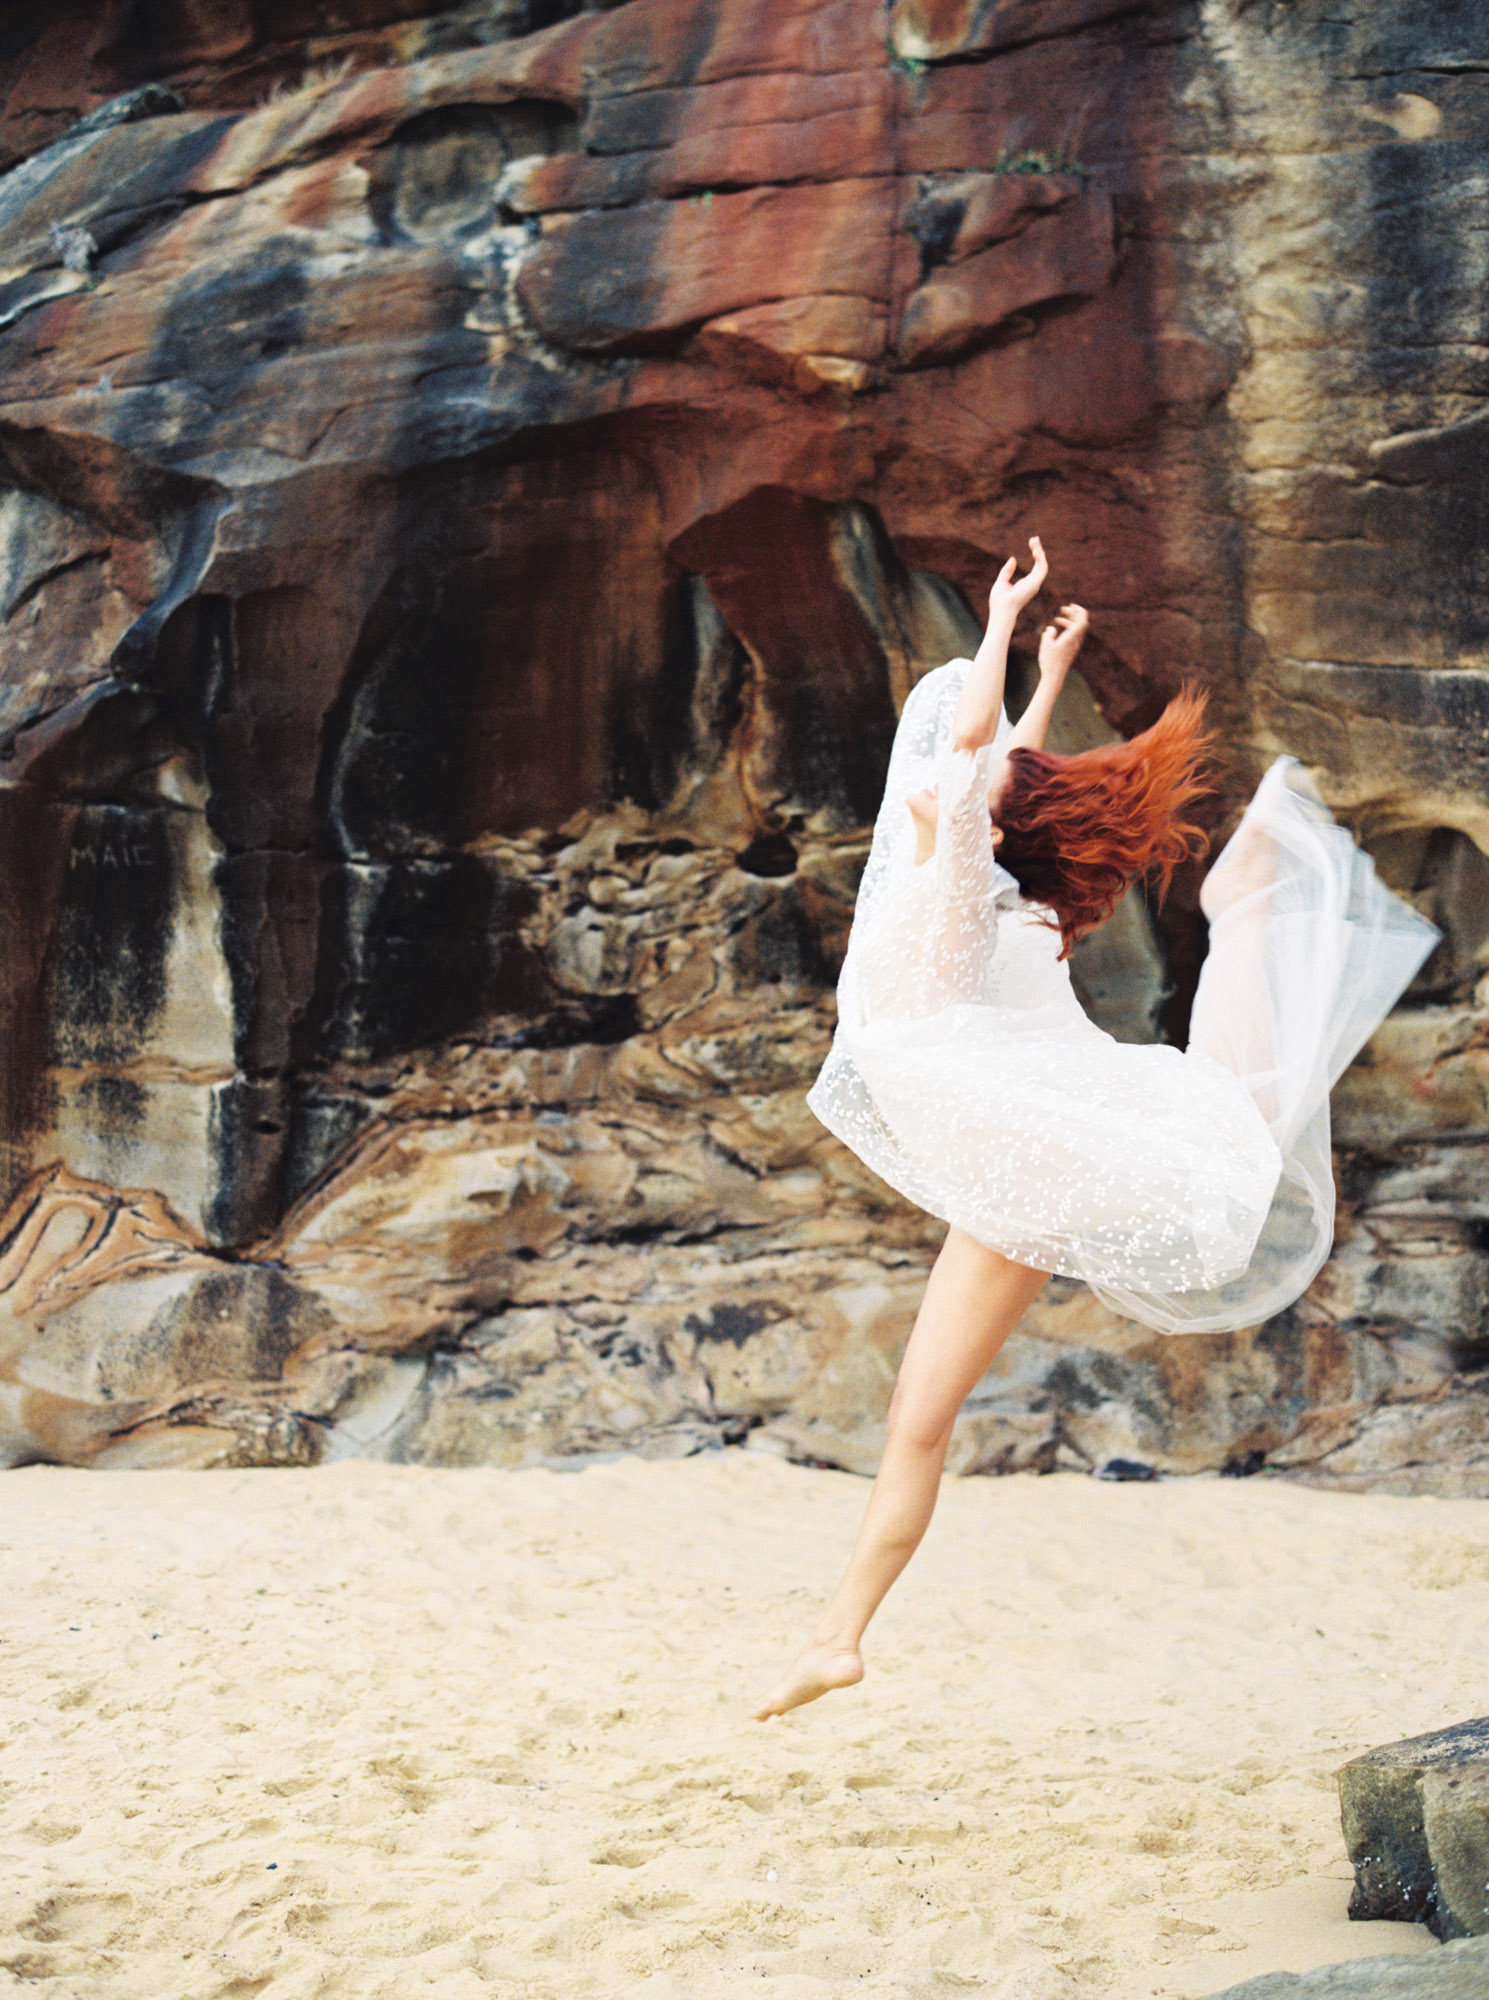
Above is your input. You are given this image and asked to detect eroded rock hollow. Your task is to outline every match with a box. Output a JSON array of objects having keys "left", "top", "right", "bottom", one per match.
[{"left": 0, "top": 0, "right": 1484, "bottom": 1481}]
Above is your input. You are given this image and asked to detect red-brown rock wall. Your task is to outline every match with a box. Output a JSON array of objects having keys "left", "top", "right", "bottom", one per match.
[{"left": 0, "top": 0, "right": 1483, "bottom": 1485}]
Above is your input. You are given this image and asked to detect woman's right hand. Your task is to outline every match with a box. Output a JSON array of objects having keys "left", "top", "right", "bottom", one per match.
[
  {"left": 987, "top": 535, "right": 1048, "bottom": 624},
  {"left": 1037, "top": 603, "right": 1089, "bottom": 682}
]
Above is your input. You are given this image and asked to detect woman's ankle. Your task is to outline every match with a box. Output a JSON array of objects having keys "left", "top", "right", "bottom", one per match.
[{"left": 809, "top": 1625, "right": 863, "bottom": 1656}]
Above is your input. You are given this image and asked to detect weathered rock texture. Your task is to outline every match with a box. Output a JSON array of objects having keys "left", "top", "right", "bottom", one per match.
[
  {"left": 1202, "top": 1935, "right": 1489, "bottom": 2000},
  {"left": 1340, "top": 1718, "right": 1489, "bottom": 1943},
  {"left": 0, "top": 0, "right": 1485, "bottom": 1475}
]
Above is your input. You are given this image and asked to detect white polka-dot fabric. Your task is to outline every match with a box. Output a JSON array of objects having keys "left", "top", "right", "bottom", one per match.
[{"left": 807, "top": 659, "right": 1439, "bottom": 1334}]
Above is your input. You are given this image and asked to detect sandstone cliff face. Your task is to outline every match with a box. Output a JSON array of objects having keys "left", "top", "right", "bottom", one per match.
[{"left": 0, "top": 0, "right": 1483, "bottom": 1486}]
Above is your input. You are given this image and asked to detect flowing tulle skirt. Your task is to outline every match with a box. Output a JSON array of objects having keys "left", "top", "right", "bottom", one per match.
[
  {"left": 1106, "top": 756, "right": 1440, "bottom": 1332},
  {"left": 808, "top": 756, "right": 1439, "bottom": 1335}
]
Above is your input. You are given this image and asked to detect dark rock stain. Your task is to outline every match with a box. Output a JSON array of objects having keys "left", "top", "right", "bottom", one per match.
[
  {"left": 685, "top": 1301, "right": 774, "bottom": 1348},
  {"left": 726, "top": 882, "right": 837, "bottom": 991},
  {"left": 312, "top": 856, "right": 536, "bottom": 1063},
  {"left": 45, "top": 803, "right": 176, "bottom": 1066},
  {"left": 367, "top": 100, "right": 578, "bottom": 245},
  {"left": 1365, "top": 132, "right": 1489, "bottom": 665}
]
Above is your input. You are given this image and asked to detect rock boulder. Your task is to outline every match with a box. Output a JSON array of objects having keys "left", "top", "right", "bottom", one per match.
[
  {"left": 1340, "top": 1719, "right": 1489, "bottom": 1944},
  {"left": 1200, "top": 1935, "right": 1489, "bottom": 2000}
]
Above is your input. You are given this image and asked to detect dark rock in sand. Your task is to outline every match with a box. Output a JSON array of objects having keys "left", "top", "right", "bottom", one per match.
[
  {"left": 1340, "top": 1718, "right": 1489, "bottom": 1943},
  {"left": 1200, "top": 1933, "right": 1489, "bottom": 1999}
]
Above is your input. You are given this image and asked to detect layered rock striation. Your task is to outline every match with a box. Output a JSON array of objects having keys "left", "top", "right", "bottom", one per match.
[{"left": 0, "top": 0, "right": 1483, "bottom": 1478}]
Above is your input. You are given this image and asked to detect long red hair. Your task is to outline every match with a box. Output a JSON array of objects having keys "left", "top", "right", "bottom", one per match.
[{"left": 995, "top": 690, "right": 1213, "bottom": 956}]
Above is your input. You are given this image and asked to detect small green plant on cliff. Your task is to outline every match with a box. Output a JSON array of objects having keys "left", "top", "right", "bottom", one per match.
[{"left": 990, "top": 147, "right": 1091, "bottom": 181}]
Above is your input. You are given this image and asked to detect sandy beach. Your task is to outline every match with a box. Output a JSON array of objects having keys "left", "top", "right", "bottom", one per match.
[{"left": 2, "top": 1455, "right": 1483, "bottom": 2000}]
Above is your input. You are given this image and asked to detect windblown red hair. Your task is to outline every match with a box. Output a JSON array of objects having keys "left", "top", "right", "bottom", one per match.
[{"left": 995, "top": 690, "right": 1213, "bottom": 957}]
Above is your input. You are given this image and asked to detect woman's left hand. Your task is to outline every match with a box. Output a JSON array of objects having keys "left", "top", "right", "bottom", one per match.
[{"left": 1037, "top": 603, "right": 1089, "bottom": 681}]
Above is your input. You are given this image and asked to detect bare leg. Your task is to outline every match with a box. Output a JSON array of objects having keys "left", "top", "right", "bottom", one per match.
[{"left": 752, "top": 1228, "right": 1047, "bottom": 1720}]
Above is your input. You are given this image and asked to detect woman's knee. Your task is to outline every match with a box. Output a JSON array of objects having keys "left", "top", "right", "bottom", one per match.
[{"left": 885, "top": 1385, "right": 958, "bottom": 1458}]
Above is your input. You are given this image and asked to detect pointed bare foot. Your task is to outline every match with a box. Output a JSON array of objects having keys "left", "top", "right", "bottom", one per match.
[{"left": 751, "top": 1643, "right": 864, "bottom": 1721}]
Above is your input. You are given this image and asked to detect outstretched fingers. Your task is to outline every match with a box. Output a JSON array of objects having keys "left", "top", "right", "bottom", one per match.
[
  {"left": 989, "top": 536, "right": 1051, "bottom": 619},
  {"left": 1041, "top": 603, "right": 1090, "bottom": 660}
]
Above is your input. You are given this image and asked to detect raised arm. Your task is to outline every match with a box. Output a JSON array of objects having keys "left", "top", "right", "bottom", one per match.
[
  {"left": 1002, "top": 601, "right": 1090, "bottom": 756},
  {"left": 950, "top": 535, "right": 1048, "bottom": 752}
]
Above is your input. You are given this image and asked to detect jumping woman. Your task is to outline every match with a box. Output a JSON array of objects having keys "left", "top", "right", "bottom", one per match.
[{"left": 753, "top": 535, "right": 1437, "bottom": 1721}]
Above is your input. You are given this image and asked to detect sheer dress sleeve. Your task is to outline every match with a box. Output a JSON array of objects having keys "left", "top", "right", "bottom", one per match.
[
  {"left": 844, "top": 664, "right": 1020, "bottom": 1025},
  {"left": 922, "top": 734, "right": 1010, "bottom": 1007}
]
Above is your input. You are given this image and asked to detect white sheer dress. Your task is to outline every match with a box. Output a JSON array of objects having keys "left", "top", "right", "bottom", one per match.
[{"left": 806, "top": 658, "right": 1440, "bottom": 1334}]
